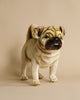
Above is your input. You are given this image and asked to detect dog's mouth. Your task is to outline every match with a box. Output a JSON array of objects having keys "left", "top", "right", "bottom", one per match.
[{"left": 45, "top": 37, "right": 62, "bottom": 50}]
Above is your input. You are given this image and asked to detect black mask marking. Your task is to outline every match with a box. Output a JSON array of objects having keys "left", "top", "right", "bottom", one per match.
[{"left": 45, "top": 37, "right": 62, "bottom": 50}]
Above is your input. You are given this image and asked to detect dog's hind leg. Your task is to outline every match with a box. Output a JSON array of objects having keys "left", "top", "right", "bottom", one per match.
[
  {"left": 21, "top": 60, "right": 28, "bottom": 80},
  {"left": 21, "top": 43, "right": 29, "bottom": 80}
]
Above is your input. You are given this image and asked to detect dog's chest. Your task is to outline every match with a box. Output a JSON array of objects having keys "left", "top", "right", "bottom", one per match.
[{"left": 36, "top": 51, "right": 60, "bottom": 68}]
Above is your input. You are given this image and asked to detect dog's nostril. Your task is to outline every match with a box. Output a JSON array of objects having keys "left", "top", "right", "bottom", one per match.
[{"left": 55, "top": 37, "right": 59, "bottom": 41}]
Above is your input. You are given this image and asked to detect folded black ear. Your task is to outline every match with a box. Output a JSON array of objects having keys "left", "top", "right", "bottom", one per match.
[
  {"left": 29, "top": 24, "right": 44, "bottom": 39},
  {"left": 59, "top": 26, "right": 65, "bottom": 36},
  {"left": 37, "top": 26, "right": 44, "bottom": 37}
]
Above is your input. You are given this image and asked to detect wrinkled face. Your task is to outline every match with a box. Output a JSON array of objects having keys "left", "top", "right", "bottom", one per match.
[
  {"left": 39, "top": 26, "right": 65, "bottom": 50},
  {"left": 29, "top": 24, "right": 65, "bottom": 50}
]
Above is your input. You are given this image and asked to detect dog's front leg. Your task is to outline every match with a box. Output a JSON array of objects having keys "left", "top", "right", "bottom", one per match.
[
  {"left": 49, "top": 60, "right": 58, "bottom": 82},
  {"left": 31, "top": 60, "right": 40, "bottom": 86}
]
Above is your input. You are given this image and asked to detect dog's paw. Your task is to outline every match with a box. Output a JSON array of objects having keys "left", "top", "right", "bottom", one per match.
[
  {"left": 21, "top": 74, "right": 28, "bottom": 80},
  {"left": 39, "top": 73, "right": 44, "bottom": 79},
  {"left": 49, "top": 75, "right": 57, "bottom": 82},
  {"left": 33, "top": 80, "right": 40, "bottom": 86}
]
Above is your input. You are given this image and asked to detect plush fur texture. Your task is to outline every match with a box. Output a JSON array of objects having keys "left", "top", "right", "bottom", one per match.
[{"left": 21, "top": 24, "right": 65, "bottom": 86}]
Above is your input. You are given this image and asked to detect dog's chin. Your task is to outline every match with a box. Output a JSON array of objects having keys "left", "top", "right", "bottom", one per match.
[{"left": 45, "top": 42, "right": 62, "bottom": 50}]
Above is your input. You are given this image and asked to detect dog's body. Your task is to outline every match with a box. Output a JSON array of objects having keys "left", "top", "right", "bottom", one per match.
[{"left": 21, "top": 24, "right": 65, "bottom": 85}]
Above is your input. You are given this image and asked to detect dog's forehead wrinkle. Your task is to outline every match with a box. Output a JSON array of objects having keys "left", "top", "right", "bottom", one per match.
[
  {"left": 42, "top": 26, "right": 60, "bottom": 35},
  {"left": 45, "top": 30, "right": 55, "bottom": 35}
]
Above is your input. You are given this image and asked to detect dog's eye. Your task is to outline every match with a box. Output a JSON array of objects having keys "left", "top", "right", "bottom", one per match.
[
  {"left": 59, "top": 36, "right": 62, "bottom": 39},
  {"left": 45, "top": 35, "right": 49, "bottom": 38}
]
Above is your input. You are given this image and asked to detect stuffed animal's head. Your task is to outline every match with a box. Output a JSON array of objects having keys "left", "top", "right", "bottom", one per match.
[{"left": 28, "top": 24, "right": 65, "bottom": 50}]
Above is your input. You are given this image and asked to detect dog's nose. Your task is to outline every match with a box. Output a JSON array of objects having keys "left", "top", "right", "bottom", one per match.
[{"left": 54, "top": 37, "right": 59, "bottom": 41}]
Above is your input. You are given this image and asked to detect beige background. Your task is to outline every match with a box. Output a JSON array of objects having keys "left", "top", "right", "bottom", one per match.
[{"left": 0, "top": 0, "right": 80, "bottom": 100}]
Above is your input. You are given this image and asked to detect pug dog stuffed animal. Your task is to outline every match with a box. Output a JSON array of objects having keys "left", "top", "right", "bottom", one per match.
[{"left": 21, "top": 24, "right": 65, "bottom": 86}]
